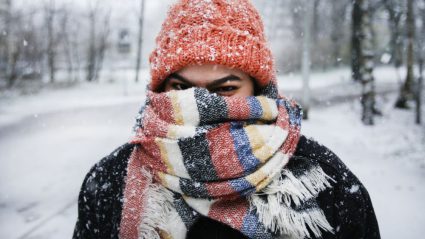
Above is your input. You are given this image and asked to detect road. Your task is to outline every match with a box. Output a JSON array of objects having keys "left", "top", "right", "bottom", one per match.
[{"left": 0, "top": 102, "right": 140, "bottom": 239}]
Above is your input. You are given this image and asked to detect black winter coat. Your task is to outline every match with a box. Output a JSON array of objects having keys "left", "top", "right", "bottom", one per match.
[{"left": 73, "top": 135, "right": 380, "bottom": 239}]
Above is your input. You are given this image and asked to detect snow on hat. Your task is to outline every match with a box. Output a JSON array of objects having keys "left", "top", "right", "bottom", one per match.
[{"left": 148, "top": 0, "right": 276, "bottom": 91}]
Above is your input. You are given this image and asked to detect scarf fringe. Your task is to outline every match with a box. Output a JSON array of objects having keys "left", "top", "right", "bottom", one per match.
[
  {"left": 260, "top": 165, "right": 335, "bottom": 207},
  {"left": 138, "top": 168, "right": 176, "bottom": 239},
  {"left": 249, "top": 165, "right": 334, "bottom": 238}
]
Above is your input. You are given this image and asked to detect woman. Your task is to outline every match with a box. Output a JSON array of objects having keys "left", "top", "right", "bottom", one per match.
[{"left": 73, "top": 0, "right": 380, "bottom": 238}]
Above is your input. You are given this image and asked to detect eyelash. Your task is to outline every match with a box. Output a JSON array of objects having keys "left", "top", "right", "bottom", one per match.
[
  {"left": 169, "top": 80, "right": 239, "bottom": 95},
  {"left": 171, "top": 82, "right": 191, "bottom": 90},
  {"left": 212, "top": 86, "right": 238, "bottom": 93}
]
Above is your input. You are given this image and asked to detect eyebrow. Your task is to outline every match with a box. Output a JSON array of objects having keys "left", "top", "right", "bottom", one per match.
[{"left": 167, "top": 73, "right": 241, "bottom": 88}]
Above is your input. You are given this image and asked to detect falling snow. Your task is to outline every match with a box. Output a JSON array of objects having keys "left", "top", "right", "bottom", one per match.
[
  {"left": 0, "top": 67, "right": 424, "bottom": 239},
  {"left": 348, "top": 185, "right": 360, "bottom": 194}
]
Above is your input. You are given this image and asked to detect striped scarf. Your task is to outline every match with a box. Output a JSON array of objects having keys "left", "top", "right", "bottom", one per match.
[{"left": 119, "top": 86, "right": 333, "bottom": 239}]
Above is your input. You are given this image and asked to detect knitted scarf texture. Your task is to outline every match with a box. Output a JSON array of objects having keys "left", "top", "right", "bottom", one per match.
[{"left": 119, "top": 86, "right": 334, "bottom": 239}]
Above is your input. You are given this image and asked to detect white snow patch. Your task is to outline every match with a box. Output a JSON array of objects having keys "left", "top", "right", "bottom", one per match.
[{"left": 349, "top": 185, "right": 360, "bottom": 194}]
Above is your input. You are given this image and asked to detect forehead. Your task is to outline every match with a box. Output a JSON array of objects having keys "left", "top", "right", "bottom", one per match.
[{"left": 176, "top": 64, "right": 250, "bottom": 82}]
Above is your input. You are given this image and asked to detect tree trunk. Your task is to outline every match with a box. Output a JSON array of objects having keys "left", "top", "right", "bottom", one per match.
[
  {"left": 5, "top": 0, "right": 18, "bottom": 88},
  {"left": 330, "top": 0, "right": 348, "bottom": 67},
  {"left": 7, "top": 49, "right": 20, "bottom": 88},
  {"left": 302, "top": 0, "right": 313, "bottom": 120},
  {"left": 86, "top": 11, "right": 96, "bottom": 82},
  {"left": 352, "top": 0, "right": 377, "bottom": 125},
  {"left": 60, "top": 11, "right": 75, "bottom": 82},
  {"left": 94, "top": 12, "right": 110, "bottom": 82},
  {"left": 417, "top": 58, "right": 423, "bottom": 124},
  {"left": 135, "top": 0, "right": 145, "bottom": 83},
  {"left": 351, "top": 0, "right": 362, "bottom": 82},
  {"left": 417, "top": 0, "right": 425, "bottom": 124},
  {"left": 71, "top": 22, "right": 82, "bottom": 82},
  {"left": 395, "top": 0, "right": 415, "bottom": 109},
  {"left": 383, "top": 0, "right": 403, "bottom": 70},
  {"left": 312, "top": 0, "right": 320, "bottom": 43},
  {"left": 360, "top": 1, "right": 376, "bottom": 125},
  {"left": 46, "top": 0, "right": 56, "bottom": 84}
]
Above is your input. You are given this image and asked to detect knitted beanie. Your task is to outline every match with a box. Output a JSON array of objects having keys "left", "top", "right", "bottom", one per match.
[{"left": 148, "top": 0, "right": 276, "bottom": 91}]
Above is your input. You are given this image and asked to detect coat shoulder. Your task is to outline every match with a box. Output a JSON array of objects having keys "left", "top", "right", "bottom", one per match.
[
  {"left": 294, "top": 135, "right": 364, "bottom": 190},
  {"left": 80, "top": 142, "right": 136, "bottom": 207},
  {"left": 93, "top": 143, "right": 136, "bottom": 176},
  {"left": 82, "top": 143, "right": 135, "bottom": 194},
  {"left": 294, "top": 135, "right": 349, "bottom": 174},
  {"left": 73, "top": 143, "right": 136, "bottom": 239},
  {"left": 293, "top": 135, "right": 380, "bottom": 239}
]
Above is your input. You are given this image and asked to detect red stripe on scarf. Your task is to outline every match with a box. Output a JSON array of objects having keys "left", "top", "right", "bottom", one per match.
[
  {"left": 206, "top": 124, "right": 245, "bottom": 179},
  {"left": 139, "top": 107, "right": 170, "bottom": 139},
  {"left": 207, "top": 198, "right": 249, "bottom": 231},
  {"left": 276, "top": 103, "right": 301, "bottom": 154},
  {"left": 149, "top": 92, "right": 175, "bottom": 124},
  {"left": 276, "top": 104, "right": 290, "bottom": 130},
  {"left": 205, "top": 181, "right": 239, "bottom": 199},
  {"left": 282, "top": 125, "right": 301, "bottom": 155},
  {"left": 225, "top": 97, "right": 251, "bottom": 119},
  {"left": 119, "top": 147, "right": 149, "bottom": 239},
  {"left": 138, "top": 138, "right": 168, "bottom": 173}
]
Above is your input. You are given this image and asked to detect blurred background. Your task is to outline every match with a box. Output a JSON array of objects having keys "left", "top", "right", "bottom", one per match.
[{"left": 0, "top": 0, "right": 424, "bottom": 238}]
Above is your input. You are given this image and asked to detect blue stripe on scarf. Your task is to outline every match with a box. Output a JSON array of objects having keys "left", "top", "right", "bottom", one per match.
[
  {"left": 241, "top": 210, "right": 274, "bottom": 239},
  {"left": 241, "top": 210, "right": 260, "bottom": 238},
  {"left": 228, "top": 177, "right": 255, "bottom": 196},
  {"left": 247, "top": 97, "right": 263, "bottom": 119},
  {"left": 278, "top": 99, "right": 302, "bottom": 126},
  {"left": 229, "top": 122, "right": 261, "bottom": 173}
]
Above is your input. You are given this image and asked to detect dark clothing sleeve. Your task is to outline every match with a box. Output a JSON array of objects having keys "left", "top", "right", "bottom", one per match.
[
  {"left": 73, "top": 163, "right": 99, "bottom": 239},
  {"left": 72, "top": 143, "right": 134, "bottom": 239},
  {"left": 296, "top": 135, "right": 380, "bottom": 239}
]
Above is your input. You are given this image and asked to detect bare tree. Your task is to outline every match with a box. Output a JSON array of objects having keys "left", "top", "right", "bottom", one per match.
[
  {"left": 85, "top": 1, "right": 111, "bottom": 82},
  {"left": 415, "top": 0, "right": 424, "bottom": 124},
  {"left": 93, "top": 11, "right": 111, "bottom": 82},
  {"left": 417, "top": 56, "right": 423, "bottom": 124},
  {"left": 86, "top": 3, "right": 97, "bottom": 82},
  {"left": 59, "top": 7, "right": 75, "bottom": 82},
  {"left": 302, "top": 0, "right": 313, "bottom": 119},
  {"left": 45, "top": 0, "right": 59, "bottom": 83},
  {"left": 56, "top": 5, "right": 83, "bottom": 82},
  {"left": 20, "top": 11, "right": 45, "bottom": 81},
  {"left": 3, "top": 0, "right": 21, "bottom": 88},
  {"left": 352, "top": 0, "right": 362, "bottom": 83},
  {"left": 289, "top": 0, "right": 304, "bottom": 70},
  {"left": 330, "top": 0, "right": 349, "bottom": 66},
  {"left": 312, "top": 0, "right": 320, "bottom": 43},
  {"left": 383, "top": 0, "right": 404, "bottom": 82},
  {"left": 135, "top": 0, "right": 145, "bottom": 83},
  {"left": 352, "top": 0, "right": 378, "bottom": 125},
  {"left": 395, "top": 0, "right": 416, "bottom": 109}
]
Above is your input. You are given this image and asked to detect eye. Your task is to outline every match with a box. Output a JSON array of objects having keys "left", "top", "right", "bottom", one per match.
[
  {"left": 166, "top": 78, "right": 192, "bottom": 91},
  {"left": 211, "top": 86, "right": 238, "bottom": 96},
  {"left": 171, "top": 82, "right": 191, "bottom": 90}
]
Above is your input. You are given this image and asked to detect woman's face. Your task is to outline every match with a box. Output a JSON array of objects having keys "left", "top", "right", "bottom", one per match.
[{"left": 162, "top": 64, "right": 255, "bottom": 97}]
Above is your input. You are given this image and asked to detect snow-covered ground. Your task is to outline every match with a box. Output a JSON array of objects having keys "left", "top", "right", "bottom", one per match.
[
  {"left": 0, "top": 67, "right": 424, "bottom": 238},
  {"left": 303, "top": 96, "right": 425, "bottom": 239}
]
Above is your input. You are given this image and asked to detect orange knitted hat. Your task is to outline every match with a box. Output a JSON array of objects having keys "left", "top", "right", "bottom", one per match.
[{"left": 148, "top": 0, "right": 276, "bottom": 91}]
